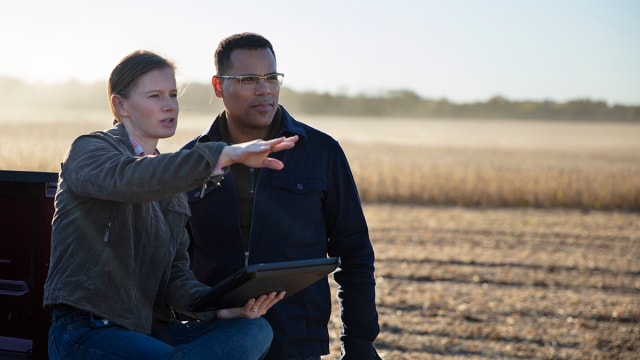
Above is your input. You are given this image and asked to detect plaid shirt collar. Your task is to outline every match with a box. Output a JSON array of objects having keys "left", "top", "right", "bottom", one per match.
[{"left": 129, "top": 135, "right": 158, "bottom": 157}]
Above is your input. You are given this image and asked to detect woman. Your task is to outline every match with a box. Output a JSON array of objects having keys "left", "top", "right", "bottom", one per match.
[{"left": 43, "top": 50, "right": 296, "bottom": 359}]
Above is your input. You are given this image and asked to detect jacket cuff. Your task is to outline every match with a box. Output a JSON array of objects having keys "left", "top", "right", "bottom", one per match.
[
  {"left": 193, "top": 141, "right": 226, "bottom": 174},
  {"left": 340, "top": 338, "right": 379, "bottom": 359}
]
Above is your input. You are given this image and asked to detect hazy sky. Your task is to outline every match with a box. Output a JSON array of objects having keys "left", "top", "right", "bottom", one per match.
[{"left": 1, "top": 0, "right": 639, "bottom": 105}]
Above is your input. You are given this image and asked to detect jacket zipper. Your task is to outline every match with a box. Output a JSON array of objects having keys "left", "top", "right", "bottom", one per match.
[
  {"left": 103, "top": 222, "right": 111, "bottom": 242},
  {"left": 200, "top": 176, "right": 223, "bottom": 199},
  {"left": 245, "top": 167, "right": 256, "bottom": 266},
  {"left": 249, "top": 168, "right": 255, "bottom": 195}
]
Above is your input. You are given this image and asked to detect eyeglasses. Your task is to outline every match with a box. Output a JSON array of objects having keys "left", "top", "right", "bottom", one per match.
[{"left": 217, "top": 73, "right": 284, "bottom": 88}]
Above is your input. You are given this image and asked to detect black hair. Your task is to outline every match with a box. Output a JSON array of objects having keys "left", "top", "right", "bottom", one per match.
[{"left": 215, "top": 32, "right": 275, "bottom": 75}]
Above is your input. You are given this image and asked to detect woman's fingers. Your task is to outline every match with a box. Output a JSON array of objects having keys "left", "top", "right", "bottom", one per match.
[
  {"left": 269, "top": 135, "right": 298, "bottom": 152},
  {"left": 257, "top": 135, "right": 299, "bottom": 152},
  {"left": 245, "top": 291, "right": 287, "bottom": 317},
  {"left": 226, "top": 135, "right": 298, "bottom": 169},
  {"left": 261, "top": 158, "right": 285, "bottom": 170},
  {"left": 218, "top": 291, "right": 288, "bottom": 319}
]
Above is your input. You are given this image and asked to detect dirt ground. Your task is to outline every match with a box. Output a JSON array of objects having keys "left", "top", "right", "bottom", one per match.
[{"left": 323, "top": 204, "right": 640, "bottom": 359}]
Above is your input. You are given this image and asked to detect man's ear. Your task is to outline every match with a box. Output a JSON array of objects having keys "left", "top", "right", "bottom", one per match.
[{"left": 212, "top": 76, "right": 223, "bottom": 98}]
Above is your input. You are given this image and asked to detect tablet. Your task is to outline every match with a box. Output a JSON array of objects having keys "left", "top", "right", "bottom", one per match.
[{"left": 186, "top": 257, "right": 341, "bottom": 312}]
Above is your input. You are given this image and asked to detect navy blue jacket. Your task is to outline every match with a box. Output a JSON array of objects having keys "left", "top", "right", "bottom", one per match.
[{"left": 183, "top": 106, "right": 379, "bottom": 359}]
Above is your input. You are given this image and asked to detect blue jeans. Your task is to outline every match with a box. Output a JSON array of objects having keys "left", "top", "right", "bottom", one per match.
[{"left": 48, "top": 306, "right": 272, "bottom": 360}]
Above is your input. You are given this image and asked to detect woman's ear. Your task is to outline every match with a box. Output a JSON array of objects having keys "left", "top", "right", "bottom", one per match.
[
  {"left": 212, "top": 76, "right": 223, "bottom": 98},
  {"left": 111, "top": 94, "right": 127, "bottom": 117}
]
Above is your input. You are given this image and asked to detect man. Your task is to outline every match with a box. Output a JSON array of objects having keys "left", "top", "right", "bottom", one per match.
[{"left": 183, "top": 32, "right": 380, "bottom": 359}]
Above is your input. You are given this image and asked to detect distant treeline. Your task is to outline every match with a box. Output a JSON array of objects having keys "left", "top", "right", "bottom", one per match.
[{"left": 2, "top": 76, "right": 638, "bottom": 121}]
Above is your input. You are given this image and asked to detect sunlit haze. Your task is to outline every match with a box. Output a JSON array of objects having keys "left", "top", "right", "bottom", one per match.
[{"left": 1, "top": 0, "right": 639, "bottom": 105}]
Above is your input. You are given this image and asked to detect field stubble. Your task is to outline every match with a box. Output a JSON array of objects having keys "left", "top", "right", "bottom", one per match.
[{"left": 328, "top": 204, "right": 640, "bottom": 359}]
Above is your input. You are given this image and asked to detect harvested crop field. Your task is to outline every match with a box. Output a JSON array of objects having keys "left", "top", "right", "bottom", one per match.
[{"left": 324, "top": 204, "right": 640, "bottom": 359}]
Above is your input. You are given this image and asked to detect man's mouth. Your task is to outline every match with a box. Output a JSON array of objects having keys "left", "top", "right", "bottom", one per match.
[{"left": 252, "top": 102, "right": 273, "bottom": 111}]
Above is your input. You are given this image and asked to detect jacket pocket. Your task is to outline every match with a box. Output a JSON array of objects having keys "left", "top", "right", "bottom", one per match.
[
  {"left": 269, "top": 176, "right": 326, "bottom": 241},
  {"left": 271, "top": 175, "right": 325, "bottom": 194}
]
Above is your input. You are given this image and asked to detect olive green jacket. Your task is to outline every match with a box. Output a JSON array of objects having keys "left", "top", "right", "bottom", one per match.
[{"left": 43, "top": 123, "right": 225, "bottom": 333}]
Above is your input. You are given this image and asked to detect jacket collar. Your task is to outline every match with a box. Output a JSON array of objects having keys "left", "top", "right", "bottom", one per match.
[
  {"left": 110, "top": 122, "right": 161, "bottom": 156},
  {"left": 105, "top": 123, "right": 138, "bottom": 156}
]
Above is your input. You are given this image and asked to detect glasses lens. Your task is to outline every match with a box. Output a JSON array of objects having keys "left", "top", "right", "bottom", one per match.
[
  {"left": 265, "top": 74, "right": 283, "bottom": 86},
  {"left": 239, "top": 76, "right": 261, "bottom": 86}
]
